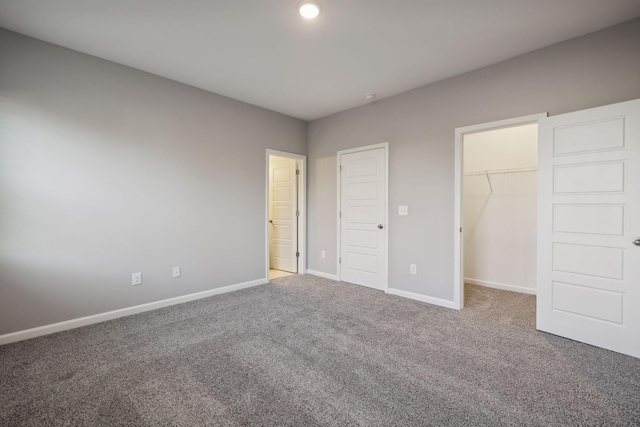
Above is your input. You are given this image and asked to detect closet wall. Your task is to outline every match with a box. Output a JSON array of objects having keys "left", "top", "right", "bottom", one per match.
[{"left": 463, "top": 124, "right": 538, "bottom": 294}]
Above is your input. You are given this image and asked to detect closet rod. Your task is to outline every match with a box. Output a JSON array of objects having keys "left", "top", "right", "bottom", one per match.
[{"left": 464, "top": 167, "right": 537, "bottom": 177}]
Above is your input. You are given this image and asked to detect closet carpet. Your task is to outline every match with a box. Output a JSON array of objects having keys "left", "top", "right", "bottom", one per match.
[{"left": 1, "top": 276, "right": 639, "bottom": 426}]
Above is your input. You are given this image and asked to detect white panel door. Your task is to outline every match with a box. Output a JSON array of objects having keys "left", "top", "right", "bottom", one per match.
[
  {"left": 538, "top": 99, "right": 640, "bottom": 358},
  {"left": 339, "top": 147, "right": 387, "bottom": 290},
  {"left": 269, "top": 156, "right": 297, "bottom": 273}
]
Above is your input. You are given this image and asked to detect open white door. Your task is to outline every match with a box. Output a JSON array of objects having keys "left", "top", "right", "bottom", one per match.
[
  {"left": 269, "top": 156, "right": 298, "bottom": 273},
  {"left": 338, "top": 144, "right": 388, "bottom": 291},
  {"left": 537, "top": 99, "right": 640, "bottom": 358}
]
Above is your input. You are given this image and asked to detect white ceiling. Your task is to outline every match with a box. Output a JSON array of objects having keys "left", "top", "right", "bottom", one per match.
[{"left": 1, "top": 1, "right": 639, "bottom": 121}]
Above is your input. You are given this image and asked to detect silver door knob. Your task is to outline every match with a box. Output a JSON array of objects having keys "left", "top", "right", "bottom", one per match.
[
  {"left": 378, "top": 224, "right": 383, "bottom": 229},
  {"left": 633, "top": 238, "right": 640, "bottom": 246}
]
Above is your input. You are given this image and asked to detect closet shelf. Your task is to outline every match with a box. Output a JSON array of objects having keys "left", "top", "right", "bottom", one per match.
[
  {"left": 464, "top": 167, "right": 537, "bottom": 194},
  {"left": 463, "top": 167, "right": 537, "bottom": 177}
]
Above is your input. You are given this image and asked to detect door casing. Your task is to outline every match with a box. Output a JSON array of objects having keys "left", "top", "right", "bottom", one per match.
[
  {"left": 453, "top": 113, "right": 547, "bottom": 310},
  {"left": 265, "top": 149, "right": 306, "bottom": 279}
]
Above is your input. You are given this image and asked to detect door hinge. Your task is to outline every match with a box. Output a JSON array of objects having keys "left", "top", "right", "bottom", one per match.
[
  {"left": 339, "top": 211, "right": 342, "bottom": 218},
  {"left": 339, "top": 257, "right": 342, "bottom": 264},
  {"left": 296, "top": 210, "right": 300, "bottom": 217},
  {"left": 296, "top": 251, "right": 300, "bottom": 258},
  {"left": 340, "top": 165, "right": 343, "bottom": 172},
  {"left": 296, "top": 169, "right": 300, "bottom": 175},
  {"left": 460, "top": 227, "right": 462, "bottom": 233}
]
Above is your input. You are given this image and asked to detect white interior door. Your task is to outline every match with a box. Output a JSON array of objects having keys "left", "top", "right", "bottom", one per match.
[
  {"left": 537, "top": 99, "right": 640, "bottom": 358},
  {"left": 269, "top": 156, "right": 297, "bottom": 273},
  {"left": 339, "top": 146, "right": 387, "bottom": 290}
]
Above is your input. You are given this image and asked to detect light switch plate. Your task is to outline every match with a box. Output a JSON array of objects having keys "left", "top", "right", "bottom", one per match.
[{"left": 399, "top": 205, "right": 408, "bottom": 216}]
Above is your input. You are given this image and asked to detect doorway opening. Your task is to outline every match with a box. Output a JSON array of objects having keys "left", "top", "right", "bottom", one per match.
[
  {"left": 266, "top": 150, "right": 306, "bottom": 281},
  {"left": 454, "top": 114, "right": 546, "bottom": 309}
]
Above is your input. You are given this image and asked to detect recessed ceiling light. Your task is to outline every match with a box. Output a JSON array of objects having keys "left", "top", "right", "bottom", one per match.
[{"left": 299, "top": 1, "right": 321, "bottom": 19}]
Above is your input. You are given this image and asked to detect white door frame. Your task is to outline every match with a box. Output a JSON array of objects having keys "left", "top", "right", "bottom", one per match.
[
  {"left": 265, "top": 150, "right": 306, "bottom": 279},
  {"left": 453, "top": 113, "right": 546, "bottom": 310},
  {"left": 336, "top": 142, "right": 389, "bottom": 289}
]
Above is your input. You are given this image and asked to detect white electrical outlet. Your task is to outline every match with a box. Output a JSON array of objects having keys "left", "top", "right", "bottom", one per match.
[
  {"left": 132, "top": 272, "right": 142, "bottom": 286},
  {"left": 410, "top": 264, "right": 417, "bottom": 275},
  {"left": 173, "top": 267, "right": 181, "bottom": 278},
  {"left": 399, "top": 205, "right": 409, "bottom": 216},
  {"left": 321, "top": 250, "right": 326, "bottom": 259}
]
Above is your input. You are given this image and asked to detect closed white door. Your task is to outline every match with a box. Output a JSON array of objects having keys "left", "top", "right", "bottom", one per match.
[
  {"left": 339, "top": 146, "right": 387, "bottom": 290},
  {"left": 537, "top": 99, "right": 640, "bottom": 358},
  {"left": 269, "top": 156, "right": 298, "bottom": 273}
]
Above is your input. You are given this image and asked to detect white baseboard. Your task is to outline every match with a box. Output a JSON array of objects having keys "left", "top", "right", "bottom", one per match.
[
  {"left": 0, "top": 277, "right": 268, "bottom": 346},
  {"left": 306, "top": 269, "right": 338, "bottom": 281},
  {"left": 464, "top": 278, "right": 536, "bottom": 295},
  {"left": 386, "top": 287, "right": 457, "bottom": 309}
]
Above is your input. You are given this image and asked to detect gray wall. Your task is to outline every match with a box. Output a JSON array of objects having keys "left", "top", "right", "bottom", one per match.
[
  {"left": 0, "top": 29, "right": 306, "bottom": 334},
  {"left": 2, "top": 19, "right": 640, "bottom": 336},
  {"left": 307, "top": 19, "right": 640, "bottom": 301}
]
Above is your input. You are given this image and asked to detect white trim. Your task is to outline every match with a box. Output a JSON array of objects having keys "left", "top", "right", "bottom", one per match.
[
  {"left": 336, "top": 142, "right": 389, "bottom": 289},
  {"left": 0, "top": 278, "right": 268, "bottom": 345},
  {"left": 306, "top": 269, "right": 339, "bottom": 281},
  {"left": 265, "top": 150, "right": 307, "bottom": 279},
  {"left": 464, "top": 278, "right": 537, "bottom": 295},
  {"left": 453, "top": 113, "right": 546, "bottom": 310},
  {"left": 386, "top": 288, "right": 457, "bottom": 309}
]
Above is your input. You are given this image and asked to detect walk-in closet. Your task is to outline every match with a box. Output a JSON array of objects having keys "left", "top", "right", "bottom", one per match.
[{"left": 463, "top": 123, "right": 538, "bottom": 295}]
